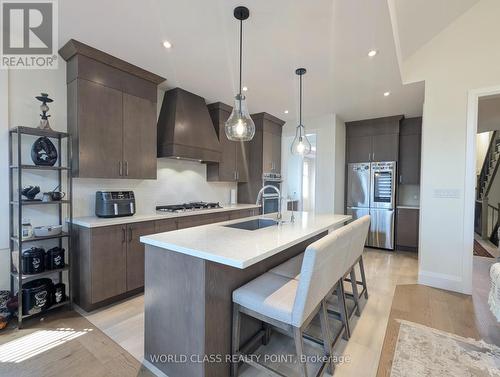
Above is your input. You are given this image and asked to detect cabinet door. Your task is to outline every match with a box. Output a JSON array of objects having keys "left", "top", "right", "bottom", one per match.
[
  {"left": 155, "top": 219, "right": 178, "bottom": 233},
  {"left": 399, "top": 133, "right": 421, "bottom": 184},
  {"left": 396, "top": 209, "right": 419, "bottom": 249},
  {"left": 372, "top": 134, "right": 399, "bottom": 162},
  {"left": 177, "top": 212, "right": 231, "bottom": 229},
  {"left": 126, "top": 221, "right": 156, "bottom": 291},
  {"left": 347, "top": 136, "right": 371, "bottom": 163},
  {"left": 90, "top": 225, "right": 127, "bottom": 303},
  {"left": 262, "top": 131, "right": 274, "bottom": 172},
  {"left": 229, "top": 208, "right": 257, "bottom": 220},
  {"left": 77, "top": 79, "right": 123, "bottom": 178},
  {"left": 236, "top": 141, "right": 249, "bottom": 182},
  {"left": 271, "top": 132, "right": 282, "bottom": 174},
  {"left": 123, "top": 93, "right": 157, "bottom": 179}
]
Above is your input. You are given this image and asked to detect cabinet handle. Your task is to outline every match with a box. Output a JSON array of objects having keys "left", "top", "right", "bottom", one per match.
[
  {"left": 122, "top": 227, "right": 126, "bottom": 243},
  {"left": 119, "top": 161, "right": 123, "bottom": 176},
  {"left": 125, "top": 161, "right": 129, "bottom": 176},
  {"left": 236, "top": 171, "right": 239, "bottom": 180},
  {"left": 399, "top": 175, "right": 403, "bottom": 184},
  {"left": 372, "top": 152, "right": 375, "bottom": 161},
  {"left": 128, "top": 228, "right": 133, "bottom": 242}
]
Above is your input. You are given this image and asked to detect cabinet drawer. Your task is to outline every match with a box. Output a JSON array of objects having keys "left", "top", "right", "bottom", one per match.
[
  {"left": 155, "top": 219, "right": 178, "bottom": 233},
  {"left": 396, "top": 208, "right": 419, "bottom": 250},
  {"left": 177, "top": 212, "right": 231, "bottom": 229}
]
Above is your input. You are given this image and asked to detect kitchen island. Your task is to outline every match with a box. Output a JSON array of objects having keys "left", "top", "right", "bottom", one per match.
[{"left": 140, "top": 212, "right": 351, "bottom": 377}]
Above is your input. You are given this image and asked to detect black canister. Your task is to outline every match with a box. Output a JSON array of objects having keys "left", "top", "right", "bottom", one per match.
[
  {"left": 45, "top": 247, "right": 65, "bottom": 270},
  {"left": 53, "top": 283, "right": 66, "bottom": 304},
  {"left": 22, "top": 247, "right": 45, "bottom": 274},
  {"left": 22, "top": 278, "right": 53, "bottom": 315}
]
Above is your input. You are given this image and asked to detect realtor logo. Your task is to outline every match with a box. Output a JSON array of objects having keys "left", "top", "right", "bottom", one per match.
[{"left": 1, "top": 0, "right": 58, "bottom": 69}]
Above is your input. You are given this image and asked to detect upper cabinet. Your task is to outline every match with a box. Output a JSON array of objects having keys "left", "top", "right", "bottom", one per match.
[
  {"left": 237, "top": 112, "right": 285, "bottom": 204},
  {"left": 399, "top": 117, "right": 422, "bottom": 185},
  {"left": 206, "top": 102, "right": 249, "bottom": 182},
  {"left": 59, "top": 39, "right": 165, "bottom": 179},
  {"left": 346, "top": 115, "right": 403, "bottom": 163}
]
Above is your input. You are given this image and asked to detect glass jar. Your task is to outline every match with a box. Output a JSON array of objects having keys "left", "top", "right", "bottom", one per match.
[{"left": 21, "top": 218, "right": 33, "bottom": 239}]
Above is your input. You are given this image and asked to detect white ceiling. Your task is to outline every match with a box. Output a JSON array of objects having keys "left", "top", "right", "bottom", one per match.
[
  {"left": 392, "top": 0, "right": 479, "bottom": 61},
  {"left": 478, "top": 94, "right": 500, "bottom": 133},
  {"left": 58, "top": 0, "right": 424, "bottom": 122}
]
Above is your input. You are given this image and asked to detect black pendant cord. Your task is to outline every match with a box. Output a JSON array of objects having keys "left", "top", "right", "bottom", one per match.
[
  {"left": 238, "top": 19, "right": 243, "bottom": 115},
  {"left": 299, "top": 73, "right": 303, "bottom": 132}
]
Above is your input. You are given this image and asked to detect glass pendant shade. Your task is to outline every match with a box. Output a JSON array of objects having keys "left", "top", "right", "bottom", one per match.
[
  {"left": 291, "top": 125, "right": 312, "bottom": 156},
  {"left": 225, "top": 94, "right": 255, "bottom": 141}
]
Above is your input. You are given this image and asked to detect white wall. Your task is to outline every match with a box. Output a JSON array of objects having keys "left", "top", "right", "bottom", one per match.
[
  {"left": 401, "top": 0, "right": 500, "bottom": 294},
  {"left": 281, "top": 113, "right": 345, "bottom": 214}
]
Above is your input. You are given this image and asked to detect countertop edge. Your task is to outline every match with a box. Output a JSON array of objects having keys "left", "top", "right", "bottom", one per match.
[
  {"left": 70, "top": 204, "right": 261, "bottom": 228},
  {"left": 141, "top": 214, "right": 352, "bottom": 269}
]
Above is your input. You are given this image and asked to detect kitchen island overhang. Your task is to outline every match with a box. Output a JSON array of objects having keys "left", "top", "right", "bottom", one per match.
[{"left": 141, "top": 212, "right": 351, "bottom": 377}]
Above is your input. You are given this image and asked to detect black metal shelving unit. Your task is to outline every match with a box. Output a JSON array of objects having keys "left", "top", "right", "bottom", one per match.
[{"left": 9, "top": 126, "right": 73, "bottom": 328}]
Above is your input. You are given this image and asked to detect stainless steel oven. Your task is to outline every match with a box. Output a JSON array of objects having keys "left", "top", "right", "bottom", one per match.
[{"left": 261, "top": 173, "right": 282, "bottom": 214}]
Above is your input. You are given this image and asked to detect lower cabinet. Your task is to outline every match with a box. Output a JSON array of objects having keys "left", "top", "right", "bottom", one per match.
[
  {"left": 89, "top": 225, "right": 127, "bottom": 304},
  {"left": 126, "top": 221, "right": 156, "bottom": 291},
  {"left": 74, "top": 208, "right": 259, "bottom": 311},
  {"left": 396, "top": 208, "right": 419, "bottom": 251}
]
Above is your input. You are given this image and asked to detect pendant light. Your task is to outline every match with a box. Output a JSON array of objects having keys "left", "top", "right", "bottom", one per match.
[
  {"left": 225, "top": 6, "right": 255, "bottom": 142},
  {"left": 291, "top": 68, "right": 312, "bottom": 156}
]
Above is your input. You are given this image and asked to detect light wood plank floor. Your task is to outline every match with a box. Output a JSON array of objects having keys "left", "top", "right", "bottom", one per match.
[
  {"left": 376, "top": 256, "right": 500, "bottom": 376},
  {"left": 0, "top": 310, "right": 154, "bottom": 377},
  {"left": 82, "top": 249, "right": 420, "bottom": 377}
]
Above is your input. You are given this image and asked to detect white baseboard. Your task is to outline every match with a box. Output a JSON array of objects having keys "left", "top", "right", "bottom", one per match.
[{"left": 418, "top": 270, "right": 471, "bottom": 295}]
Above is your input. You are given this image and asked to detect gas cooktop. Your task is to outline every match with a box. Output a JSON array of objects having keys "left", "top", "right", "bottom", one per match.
[{"left": 156, "top": 202, "right": 222, "bottom": 213}]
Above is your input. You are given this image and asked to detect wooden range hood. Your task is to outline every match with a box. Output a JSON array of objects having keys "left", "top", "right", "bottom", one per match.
[{"left": 157, "top": 88, "right": 221, "bottom": 163}]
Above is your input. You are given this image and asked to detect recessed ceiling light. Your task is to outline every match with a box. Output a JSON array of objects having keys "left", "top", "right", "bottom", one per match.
[
  {"left": 242, "top": 86, "right": 248, "bottom": 91},
  {"left": 284, "top": 110, "right": 289, "bottom": 114},
  {"left": 384, "top": 91, "right": 391, "bottom": 97},
  {"left": 368, "top": 49, "right": 378, "bottom": 57},
  {"left": 163, "top": 40, "right": 172, "bottom": 49}
]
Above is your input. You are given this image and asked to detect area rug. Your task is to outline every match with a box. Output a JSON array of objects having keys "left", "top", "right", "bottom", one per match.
[
  {"left": 390, "top": 320, "right": 500, "bottom": 377},
  {"left": 474, "top": 239, "right": 494, "bottom": 258}
]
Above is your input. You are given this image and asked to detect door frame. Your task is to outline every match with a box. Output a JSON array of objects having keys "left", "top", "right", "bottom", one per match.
[{"left": 464, "top": 84, "right": 500, "bottom": 293}]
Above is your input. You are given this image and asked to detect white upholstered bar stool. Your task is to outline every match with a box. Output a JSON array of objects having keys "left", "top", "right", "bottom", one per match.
[
  {"left": 231, "top": 226, "right": 352, "bottom": 377},
  {"left": 340, "top": 216, "right": 370, "bottom": 326}
]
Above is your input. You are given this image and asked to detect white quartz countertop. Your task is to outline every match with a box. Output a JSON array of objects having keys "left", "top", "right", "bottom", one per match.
[
  {"left": 70, "top": 204, "right": 260, "bottom": 228},
  {"left": 140, "top": 212, "right": 351, "bottom": 269},
  {"left": 396, "top": 205, "right": 420, "bottom": 209}
]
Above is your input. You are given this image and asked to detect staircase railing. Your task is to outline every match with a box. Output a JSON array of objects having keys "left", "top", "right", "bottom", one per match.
[
  {"left": 489, "top": 203, "right": 499, "bottom": 246},
  {"left": 477, "top": 130, "right": 499, "bottom": 199}
]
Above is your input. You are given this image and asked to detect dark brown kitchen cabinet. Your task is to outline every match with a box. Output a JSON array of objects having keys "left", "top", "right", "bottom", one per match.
[
  {"left": 346, "top": 115, "right": 403, "bottom": 163},
  {"left": 206, "top": 102, "right": 249, "bottom": 182},
  {"left": 177, "top": 212, "right": 231, "bottom": 229},
  {"left": 70, "top": 79, "right": 124, "bottom": 178},
  {"left": 155, "top": 218, "right": 178, "bottom": 233},
  {"left": 399, "top": 117, "right": 422, "bottom": 185},
  {"left": 60, "top": 39, "right": 165, "bottom": 179},
  {"left": 372, "top": 134, "right": 399, "bottom": 162},
  {"left": 88, "top": 225, "right": 127, "bottom": 304},
  {"left": 238, "top": 113, "right": 285, "bottom": 204},
  {"left": 123, "top": 93, "right": 157, "bottom": 179},
  {"left": 229, "top": 208, "right": 260, "bottom": 220},
  {"left": 347, "top": 136, "right": 372, "bottom": 163},
  {"left": 396, "top": 208, "right": 419, "bottom": 251},
  {"left": 126, "top": 221, "right": 156, "bottom": 291}
]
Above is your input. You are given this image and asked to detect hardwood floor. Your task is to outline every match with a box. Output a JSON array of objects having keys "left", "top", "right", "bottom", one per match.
[
  {"left": 81, "top": 248, "right": 420, "bottom": 377},
  {"left": 0, "top": 309, "right": 154, "bottom": 377},
  {"left": 376, "top": 256, "right": 500, "bottom": 376}
]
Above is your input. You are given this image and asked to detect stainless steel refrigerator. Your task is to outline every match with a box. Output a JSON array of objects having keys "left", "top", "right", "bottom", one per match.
[{"left": 347, "top": 161, "right": 396, "bottom": 250}]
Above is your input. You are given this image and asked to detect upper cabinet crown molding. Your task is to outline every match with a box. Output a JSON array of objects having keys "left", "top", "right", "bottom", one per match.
[
  {"left": 60, "top": 40, "right": 164, "bottom": 179},
  {"left": 59, "top": 39, "right": 165, "bottom": 85},
  {"left": 346, "top": 115, "right": 403, "bottom": 138}
]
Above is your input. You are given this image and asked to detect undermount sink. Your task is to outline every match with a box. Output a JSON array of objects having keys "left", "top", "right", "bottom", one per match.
[{"left": 224, "top": 218, "right": 278, "bottom": 231}]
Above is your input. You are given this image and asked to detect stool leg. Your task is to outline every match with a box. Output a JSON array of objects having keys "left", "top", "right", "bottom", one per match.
[
  {"left": 293, "top": 327, "right": 308, "bottom": 377},
  {"left": 231, "top": 304, "right": 241, "bottom": 377},
  {"left": 337, "top": 280, "right": 351, "bottom": 340},
  {"left": 359, "top": 255, "right": 369, "bottom": 299},
  {"left": 319, "top": 300, "right": 335, "bottom": 375},
  {"left": 350, "top": 268, "right": 361, "bottom": 316}
]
